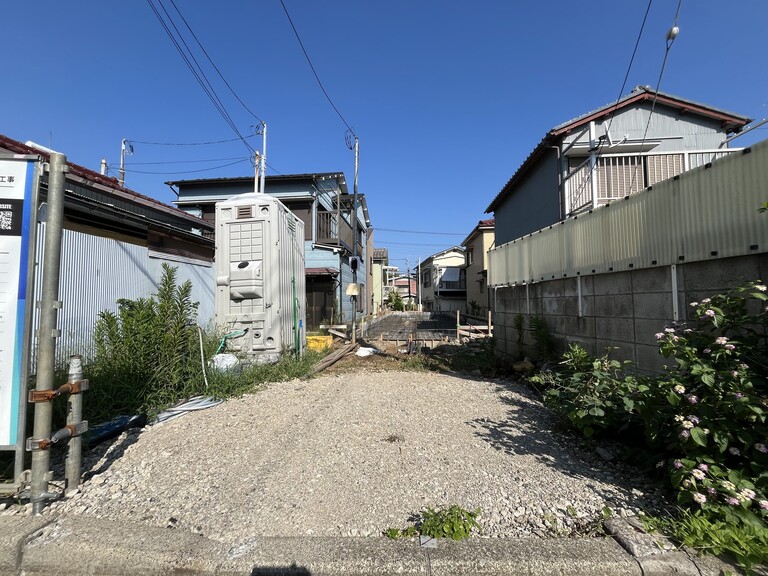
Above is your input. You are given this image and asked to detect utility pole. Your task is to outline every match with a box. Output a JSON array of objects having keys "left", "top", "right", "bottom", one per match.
[
  {"left": 259, "top": 122, "right": 267, "bottom": 195},
  {"left": 351, "top": 135, "right": 359, "bottom": 344},
  {"left": 118, "top": 139, "right": 132, "bottom": 187},
  {"left": 418, "top": 258, "right": 422, "bottom": 311}
]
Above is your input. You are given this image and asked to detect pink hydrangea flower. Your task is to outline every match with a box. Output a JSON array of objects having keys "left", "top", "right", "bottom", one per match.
[
  {"left": 692, "top": 469, "right": 706, "bottom": 480},
  {"left": 692, "top": 493, "right": 707, "bottom": 505},
  {"left": 739, "top": 489, "right": 756, "bottom": 500},
  {"left": 673, "top": 459, "right": 683, "bottom": 469},
  {"left": 755, "top": 443, "right": 768, "bottom": 454},
  {"left": 687, "top": 395, "right": 699, "bottom": 404},
  {"left": 655, "top": 332, "right": 665, "bottom": 340},
  {"left": 759, "top": 500, "right": 768, "bottom": 510},
  {"left": 704, "top": 309, "right": 716, "bottom": 317},
  {"left": 696, "top": 463, "right": 708, "bottom": 471},
  {"left": 725, "top": 496, "right": 740, "bottom": 506},
  {"left": 715, "top": 336, "right": 728, "bottom": 345},
  {"left": 729, "top": 447, "right": 741, "bottom": 456}
]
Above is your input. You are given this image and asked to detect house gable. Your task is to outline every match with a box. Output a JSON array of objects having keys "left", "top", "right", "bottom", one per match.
[{"left": 486, "top": 87, "right": 752, "bottom": 215}]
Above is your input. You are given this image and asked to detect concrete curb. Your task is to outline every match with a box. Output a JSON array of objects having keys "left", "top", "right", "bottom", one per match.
[{"left": 0, "top": 515, "right": 752, "bottom": 576}]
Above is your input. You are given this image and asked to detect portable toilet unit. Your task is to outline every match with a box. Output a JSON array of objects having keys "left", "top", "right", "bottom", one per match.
[{"left": 215, "top": 192, "right": 306, "bottom": 362}]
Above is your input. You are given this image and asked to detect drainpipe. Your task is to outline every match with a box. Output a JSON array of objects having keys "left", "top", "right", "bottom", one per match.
[{"left": 589, "top": 121, "right": 599, "bottom": 210}]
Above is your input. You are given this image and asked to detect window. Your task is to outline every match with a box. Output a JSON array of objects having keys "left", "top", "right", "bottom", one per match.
[{"left": 467, "top": 247, "right": 474, "bottom": 266}]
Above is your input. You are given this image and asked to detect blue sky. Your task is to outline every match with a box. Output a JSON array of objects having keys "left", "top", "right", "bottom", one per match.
[{"left": 4, "top": 1, "right": 767, "bottom": 271}]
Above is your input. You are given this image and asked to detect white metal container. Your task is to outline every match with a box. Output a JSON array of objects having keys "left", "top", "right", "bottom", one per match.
[{"left": 215, "top": 193, "right": 306, "bottom": 362}]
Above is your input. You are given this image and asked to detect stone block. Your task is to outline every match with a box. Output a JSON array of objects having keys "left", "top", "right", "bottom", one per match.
[
  {"left": 635, "top": 344, "right": 666, "bottom": 374},
  {"left": 634, "top": 318, "right": 669, "bottom": 346},
  {"left": 542, "top": 297, "right": 566, "bottom": 316},
  {"left": 630, "top": 266, "right": 671, "bottom": 293},
  {"left": 594, "top": 271, "right": 632, "bottom": 295},
  {"left": 564, "top": 315, "right": 596, "bottom": 339},
  {"left": 632, "top": 292, "right": 674, "bottom": 320},
  {"left": 594, "top": 294, "right": 634, "bottom": 318},
  {"left": 541, "top": 279, "right": 565, "bottom": 298},
  {"left": 680, "top": 256, "right": 761, "bottom": 292},
  {"left": 595, "top": 317, "right": 635, "bottom": 342}
]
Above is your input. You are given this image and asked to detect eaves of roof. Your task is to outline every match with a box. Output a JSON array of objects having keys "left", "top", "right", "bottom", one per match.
[
  {"left": 461, "top": 218, "right": 495, "bottom": 247},
  {"left": 484, "top": 87, "right": 753, "bottom": 214},
  {"left": 0, "top": 134, "right": 211, "bottom": 230}
]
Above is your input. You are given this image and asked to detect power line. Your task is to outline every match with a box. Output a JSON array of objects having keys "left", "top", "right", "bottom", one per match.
[
  {"left": 168, "top": 0, "right": 265, "bottom": 125},
  {"left": 128, "top": 135, "right": 257, "bottom": 146},
  {"left": 569, "top": 0, "right": 655, "bottom": 211},
  {"left": 119, "top": 158, "right": 250, "bottom": 175},
  {"left": 279, "top": 0, "right": 354, "bottom": 134},
  {"left": 377, "top": 227, "right": 465, "bottom": 236},
  {"left": 629, "top": 0, "right": 682, "bottom": 192},
  {"left": 126, "top": 156, "right": 249, "bottom": 165},
  {"left": 145, "top": 0, "right": 254, "bottom": 155},
  {"left": 383, "top": 241, "right": 455, "bottom": 247}
]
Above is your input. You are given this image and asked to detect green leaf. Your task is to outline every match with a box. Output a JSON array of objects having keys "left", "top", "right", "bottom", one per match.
[{"left": 690, "top": 427, "right": 707, "bottom": 447}]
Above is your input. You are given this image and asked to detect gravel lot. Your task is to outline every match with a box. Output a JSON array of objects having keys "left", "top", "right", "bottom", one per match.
[{"left": 3, "top": 369, "right": 668, "bottom": 545}]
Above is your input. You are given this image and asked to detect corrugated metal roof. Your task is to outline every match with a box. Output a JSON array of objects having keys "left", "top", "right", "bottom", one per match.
[
  {"left": 0, "top": 134, "right": 210, "bottom": 229},
  {"left": 485, "top": 87, "right": 753, "bottom": 214}
]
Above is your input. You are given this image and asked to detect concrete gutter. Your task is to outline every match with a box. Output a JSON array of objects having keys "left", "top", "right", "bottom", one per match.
[{"left": 0, "top": 516, "right": 750, "bottom": 576}]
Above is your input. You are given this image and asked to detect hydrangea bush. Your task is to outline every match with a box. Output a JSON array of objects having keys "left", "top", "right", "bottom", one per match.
[
  {"left": 650, "top": 282, "right": 767, "bottom": 527},
  {"left": 535, "top": 281, "right": 767, "bottom": 568}
]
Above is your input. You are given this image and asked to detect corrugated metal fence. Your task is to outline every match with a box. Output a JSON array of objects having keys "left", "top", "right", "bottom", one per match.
[
  {"left": 33, "top": 227, "right": 215, "bottom": 364},
  {"left": 489, "top": 141, "right": 768, "bottom": 286}
]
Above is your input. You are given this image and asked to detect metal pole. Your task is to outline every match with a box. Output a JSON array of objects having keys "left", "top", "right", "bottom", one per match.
[
  {"left": 260, "top": 122, "right": 267, "bottom": 195},
  {"left": 118, "top": 139, "right": 126, "bottom": 187},
  {"left": 418, "top": 258, "right": 422, "bottom": 312},
  {"left": 253, "top": 151, "right": 260, "bottom": 193},
  {"left": 65, "top": 355, "right": 84, "bottom": 494},
  {"left": 30, "top": 152, "right": 67, "bottom": 513},
  {"left": 406, "top": 258, "right": 409, "bottom": 308},
  {"left": 351, "top": 137, "right": 359, "bottom": 344}
]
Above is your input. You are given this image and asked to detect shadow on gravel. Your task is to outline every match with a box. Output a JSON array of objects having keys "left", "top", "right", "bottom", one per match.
[
  {"left": 50, "top": 428, "right": 144, "bottom": 482},
  {"left": 465, "top": 377, "right": 669, "bottom": 514},
  {"left": 251, "top": 565, "right": 311, "bottom": 576}
]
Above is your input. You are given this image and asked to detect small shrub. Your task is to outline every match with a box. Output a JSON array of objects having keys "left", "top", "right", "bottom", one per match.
[
  {"left": 529, "top": 315, "right": 557, "bottom": 361},
  {"left": 386, "top": 505, "right": 480, "bottom": 541},
  {"left": 419, "top": 505, "right": 481, "bottom": 540},
  {"left": 531, "top": 344, "right": 642, "bottom": 438}
]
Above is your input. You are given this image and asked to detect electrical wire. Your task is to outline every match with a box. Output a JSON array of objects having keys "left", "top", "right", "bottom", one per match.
[
  {"left": 119, "top": 158, "right": 250, "bottom": 175},
  {"left": 568, "top": 0, "right": 654, "bottom": 213},
  {"left": 279, "top": 0, "right": 355, "bottom": 134},
  {"left": 145, "top": 0, "right": 254, "bottom": 155},
  {"left": 168, "top": 0, "right": 265, "bottom": 125},
  {"left": 629, "top": 0, "right": 683, "bottom": 193},
  {"left": 128, "top": 135, "right": 257, "bottom": 146},
  {"left": 126, "top": 156, "right": 250, "bottom": 165},
  {"left": 377, "top": 227, "right": 465, "bottom": 236}
]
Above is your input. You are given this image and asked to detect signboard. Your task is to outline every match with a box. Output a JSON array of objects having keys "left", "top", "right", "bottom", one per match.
[{"left": 0, "top": 158, "right": 35, "bottom": 448}]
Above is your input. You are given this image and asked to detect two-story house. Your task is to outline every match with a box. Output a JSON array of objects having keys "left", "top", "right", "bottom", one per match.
[
  {"left": 461, "top": 219, "right": 495, "bottom": 316},
  {"left": 485, "top": 85, "right": 751, "bottom": 245},
  {"left": 168, "top": 173, "right": 371, "bottom": 330},
  {"left": 420, "top": 247, "right": 466, "bottom": 312}
]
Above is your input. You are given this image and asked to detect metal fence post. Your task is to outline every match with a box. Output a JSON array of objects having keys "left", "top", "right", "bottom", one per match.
[
  {"left": 29, "top": 152, "right": 66, "bottom": 513},
  {"left": 65, "top": 355, "right": 86, "bottom": 494}
]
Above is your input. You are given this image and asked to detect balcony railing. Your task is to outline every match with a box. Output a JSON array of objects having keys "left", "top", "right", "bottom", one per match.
[
  {"left": 438, "top": 278, "right": 466, "bottom": 290},
  {"left": 317, "top": 210, "right": 363, "bottom": 254},
  {"left": 565, "top": 148, "right": 740, "bottom": 214}
]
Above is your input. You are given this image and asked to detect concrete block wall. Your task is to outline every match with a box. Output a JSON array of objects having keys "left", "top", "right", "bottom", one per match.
[{"left": 494, "top": 253, "right": 768, "bottom": 373}]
